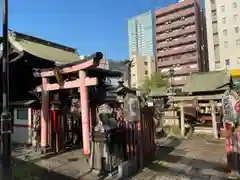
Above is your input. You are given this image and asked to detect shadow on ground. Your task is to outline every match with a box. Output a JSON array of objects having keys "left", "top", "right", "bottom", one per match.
[
  {"left": 13, "top": 158, "right": 76, "bottom": 180},
  {"left": 12, "top": 148, "right": 109, "bottom": 180},
  {"left": 131, "top": 135, "right": 229, "bottom": 179}
]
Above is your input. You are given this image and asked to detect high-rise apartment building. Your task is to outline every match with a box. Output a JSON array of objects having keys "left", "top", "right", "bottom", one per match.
[
  {"left": 205, "top": 0, "right": 240, "bottom": 71},
  {"left": 155, "top": 0, "right": 208, "bottom": 88},
  {"left": 128, "top": 11, "right": 156, "bottom": 57}
]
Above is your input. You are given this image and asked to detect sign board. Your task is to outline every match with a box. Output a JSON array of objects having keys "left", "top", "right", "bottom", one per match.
[
  {"left": 147, "top": 101, "right": 154, "bottom": 107},
  {"left": 123, "top": 93, "right": 140, "bottom": 121},
  {"left": 222, "top": 89, "right": 240, "bottom": 123}
]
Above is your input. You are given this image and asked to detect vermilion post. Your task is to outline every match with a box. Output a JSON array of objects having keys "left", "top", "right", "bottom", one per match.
[
  {"left": 79, "top": 70, "right": 90, "bottom": 156},
  {"left": 138, "top": 120, "right": 143, "bottom": 168},
  {"left": 41, "top": 78, "right": 49, "bottom": 153},
  {"left": 53, "top": 111, "right": 57, "bottom": 133},
  {"left": 28, "top": 108, "right": 32, "bottom": 144}
]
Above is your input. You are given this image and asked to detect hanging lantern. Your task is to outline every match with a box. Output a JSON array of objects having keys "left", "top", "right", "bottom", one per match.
[{"left": 50, "top": 103, "right": 60, "bottom": 111}]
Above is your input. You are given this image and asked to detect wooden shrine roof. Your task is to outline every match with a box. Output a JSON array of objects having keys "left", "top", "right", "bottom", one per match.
[
  {"left": 182, "top": 70, "right": 231, "bottom": 93},
  {"left": 7, "top": 30, "right": 79, "bottom": 64}
]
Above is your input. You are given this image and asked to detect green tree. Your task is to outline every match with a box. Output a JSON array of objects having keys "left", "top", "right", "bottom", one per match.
[{"left": 141, "top": 72, "right": 167, "bottom": 94}]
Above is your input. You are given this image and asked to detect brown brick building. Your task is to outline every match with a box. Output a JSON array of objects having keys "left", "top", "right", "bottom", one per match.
[{"left": 155, "top": 0, "right": 208, "bottom": 88}]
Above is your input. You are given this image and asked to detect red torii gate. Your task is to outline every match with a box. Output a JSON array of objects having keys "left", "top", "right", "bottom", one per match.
[{"left": 34, "top": 52, "right": 103, "bottom": 156}]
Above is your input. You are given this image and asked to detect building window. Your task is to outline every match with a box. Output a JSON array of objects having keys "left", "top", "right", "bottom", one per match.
[
  {"left": 224, "top": 41, "right": 228, "bottom": 48},
  {"left": 222, "top": 17, "right": 226, "bottom": 24},
  {"left": 144, "top": 71, "right": 148, "bottom": 75},
  {"left": 233, "top": 14, "right": 238, "bottom": 22},
  {"left": 214, "top": 44, "right": 219, "bottom": 51},
  {"left": 233, "top": 2, "right": 237, "bottom": 8},
  {"left": 237, "top": 57, "right": 240, "bottom": 64},
  {"left": 236, "top": 39, "right": 240, "bottom": 45},
  {"left": 211, "top": 10, "right": 216, "bottom": 16},
  {"left": 235, "top": 26, "right": 239, "bottom": 33},
  {"left": 223, "top": 29, "right": 227, "bottom": 36},
  {"left": 144, "top": 62, "right": 148, "bottom": 65},
  {"left": 189, "top": 64, "right": 197, "bottom": 68},
  {"left": 225, "top": 59, "right": 230, "bottom": 66},
  {"left": 176, "top": 55, "right": 181, "bottom": 59},
  {"left": 221, "top": 5, "right": 225, "bottom": 12},
  {"left": 211, "top": 0, "right": 215, "bottom": 4},
  {"left": 191, "top": 52, "right": 196, "bottom": 56},
  {"left": 16, "top": 108, "right": 28, "bottom": 120}
]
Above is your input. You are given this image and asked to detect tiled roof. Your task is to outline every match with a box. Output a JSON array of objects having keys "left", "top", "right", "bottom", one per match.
[
  {"left": 8, "top": 30, "right": 79, "bottom": 64},
  {"left": 182, "top": 70, "right": 231, "bottom": 93}
]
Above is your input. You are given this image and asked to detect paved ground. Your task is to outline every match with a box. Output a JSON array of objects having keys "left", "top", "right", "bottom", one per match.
[
  {"left": 12, "top": 147, "right": 94, "bottom": 180},
  {"left": 11, "top": 134, "right": 229, "bottom": 180},
  {"left": 131, "top": 134, "right": 228, "bottom": 180}
]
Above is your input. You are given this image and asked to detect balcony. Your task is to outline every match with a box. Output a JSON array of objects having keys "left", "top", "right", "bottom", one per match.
[
  {"left": 156, "top": 16, "right": 195, "bottom": 33},
  {"left": 211, "top": 3, "right": 216, "bottom": 11},
  {"left": 158, "top": 55, "right": 198, "bottom": 67},
  {"left": 213, "top": 37, "right": 219, "bottom": 45},
  {"left": 157, "top": 34, "right": 197, "bottom": 49},
  {"left": 156, "top": 26, "right": 196, "bottom": 41},
  {"left": 157, "top": 45, "right": 197, "bottom": 57},
  {"left": 161, "top": 66, "right": 199, "bottom": 76},
  {"left": 213, "top": 27, "right": 218, "bottom": 34},
  {"left": 155, "top": 0, "right": 194, "bottom": 17},
  {"left": 212, "top": 16, "right": 217, "bottom": 22},
  {"left": 156, "top": 7, "right": 195, "bottom": 25},
  {"left": 172, "top": 78, "right": 187, "bottom": 86}
]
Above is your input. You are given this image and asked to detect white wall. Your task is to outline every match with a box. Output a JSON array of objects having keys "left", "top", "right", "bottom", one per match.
[{"left": 12, "top": 108, "right": 32, "bottom": 144}]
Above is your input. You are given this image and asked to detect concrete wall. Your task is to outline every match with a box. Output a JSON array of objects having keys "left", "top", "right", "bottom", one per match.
[{"left": 205, "top": 0, "right": 240, "bottom": 71}]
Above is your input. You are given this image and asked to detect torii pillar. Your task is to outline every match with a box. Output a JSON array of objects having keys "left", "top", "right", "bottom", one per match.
[
  {"left": 41, "top": 78, "right": 49, "bottom": 153},
  {"left": 79, "top": 70, "right": 90, "bottom": 156}
]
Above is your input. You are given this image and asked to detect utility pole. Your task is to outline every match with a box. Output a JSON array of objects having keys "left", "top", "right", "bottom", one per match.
[{"left": 1, "top": 0, "right": 12, "bottom": 179}]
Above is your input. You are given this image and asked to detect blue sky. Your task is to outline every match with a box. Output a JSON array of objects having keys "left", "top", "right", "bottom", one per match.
[{"left": 0, "top": 0, "right": 179, "bottom": 60}]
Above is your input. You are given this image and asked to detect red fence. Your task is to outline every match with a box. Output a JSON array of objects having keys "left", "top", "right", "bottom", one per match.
[
  {"left": 117, "top": 107, "right": 155, "bottom": 168},
  {"left": 141, "top": 107, "right": 155, "bottom": 163}
]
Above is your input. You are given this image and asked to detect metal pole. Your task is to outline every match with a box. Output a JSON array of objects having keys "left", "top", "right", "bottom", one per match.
[{"left": 1, "top": 0, "right": 12, "bottom": 178}]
